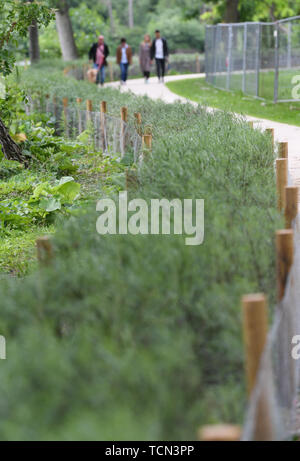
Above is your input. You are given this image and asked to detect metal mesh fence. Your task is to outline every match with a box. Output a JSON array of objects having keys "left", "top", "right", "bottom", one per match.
[{"left": 206, "top": 16, "right": 300, "bottom": 102}]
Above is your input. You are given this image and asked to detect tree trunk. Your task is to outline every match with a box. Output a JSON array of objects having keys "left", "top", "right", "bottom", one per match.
[
  {"left": 224, "top": 0, "right": 239, "bottom": 23},
  {"left": 55, "top": 1, "right": 78, "bottom": 61},
  {"left": 106, "top": 0, "right": 115, "bottom": 34},
  {"left": 128, "top": 0, "right": 134, "bottom": 29},
  {"left": 29, "top": 20, "right": 40, "bottom": 64},
  {"left": 0, "top": 118, "right": 25, "bottom": 163}
]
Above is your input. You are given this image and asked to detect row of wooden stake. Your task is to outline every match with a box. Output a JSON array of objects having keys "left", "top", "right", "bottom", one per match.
[
  {"left": 200, "top": 127, "right": 297, "bottom": 441},
  {"left": 36, "top": 99, "right": 152, "bottom": 264}
]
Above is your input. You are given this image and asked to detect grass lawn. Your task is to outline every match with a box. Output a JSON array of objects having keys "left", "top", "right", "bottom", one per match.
[{"left": 166, "top": 76, "right": 300, "bottom": 126}]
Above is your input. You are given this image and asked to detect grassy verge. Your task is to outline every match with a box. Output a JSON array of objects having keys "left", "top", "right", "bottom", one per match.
[{"left": 166, "top": 77, "right": 300, "bottom": 126}]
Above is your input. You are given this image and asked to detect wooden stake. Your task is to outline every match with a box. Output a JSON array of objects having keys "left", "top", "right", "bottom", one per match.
[
  {"left": 248, "top": 121, "right": 254, "bottom": 128},
  {"left": 134, "top": 112, "right": 142, "bottom": 135},
  {"left": 276, "top": 158, "right": 288, "bottom": 211},
  {"left": 36, "top": 236, "right": 53, "bottom": 266},
  {"left": 121, "top": 106, "right": 128, "bottom": 123},
  {"left": 198, "top": 425, "right": 241, "bottom": 442},
  {"left": 86, "top": 99, "right": 92, "bottom": 123},
  {"left": 196, "top": 54, "right": 201, "bottom": 73},
  {"left": 242, "top": 293, "right": 275, "bottom": 441},
  {"left": 101, "top": 101, "right": 107, "bottom": 114},
  {"left": 285, "top": 186, "right": 298, "bottom": 229},
  {"left": 142, "top": 134, "right": 152, "bottom": 151},
  {"left": 278, "top": 141, "right": 288, "bottom": 159},
  {"left": 276, "top": 230, "right": 294, "bottom": 301},
  {"left": 242, "top": 293, "right": 268, "bottom": 395}
]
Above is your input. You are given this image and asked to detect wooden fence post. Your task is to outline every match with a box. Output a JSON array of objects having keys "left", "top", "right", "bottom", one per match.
[
  {"left": 276, "top": 158, "right": 288, "bottom": 211},
  {"left": 134, "top": 112, "right": 142, "bottom": 136},
  {"left": 276, "top": 230, "right": 294, "bottom": 301},
  {"left": 198, "top": 425, "right": 241, "bottom": 442},
  {"left": 242, "top": 293, "right": 268, "bottom": 395},
  {"left": 248, "top": 121, "right": 254, "bottom": 129},
  {"left": 86, "top": 99, "right": 93, "bottom": 121},
  {"left": 142, "top": 134, "right": 152, "bottom": 151},
  {"left": 242, "top": 293, "right": 274, "bottom": 441},
  {"left": 36, "top": 236, "right": 53, "bottom": 266},
  {"left": 278, "top": 141, "right": 288, "bottom": 159},
  {"left": 285, "top": 186, "right": 298, "bottom": 229}
]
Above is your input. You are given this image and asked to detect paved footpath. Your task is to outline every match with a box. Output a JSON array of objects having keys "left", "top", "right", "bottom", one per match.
[{"left": 107, "top": 74, "right": 300, "bottom": 188}]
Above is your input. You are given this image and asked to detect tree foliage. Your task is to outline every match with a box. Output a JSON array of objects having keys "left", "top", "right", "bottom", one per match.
[{"left": 0, "top": 0, "right": 54, "bottom": 75}]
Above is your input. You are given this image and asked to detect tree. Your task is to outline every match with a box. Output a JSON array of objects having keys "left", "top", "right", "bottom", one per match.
[
  {"left": 224, "top": 0, "right": 239, "bottom": 22},
  {"left": 54, "top": 0, "right": 78, "bottom": 61},
  {"left": 0, "top": 0, "right": 54, "bottom": 162},
  {"left": 28, "top": 0, "right": 40, "bottom": 63},
  {"left": 29, "top": 20, "right": 40, "bottom": 63},
  {"left": 106, "top": 0, "right": 115, "bottom": 34}
]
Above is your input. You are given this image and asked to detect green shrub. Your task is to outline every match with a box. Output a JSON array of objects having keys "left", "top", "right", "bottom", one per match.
[{"left": 0, "top": 67, "right": 282, "bottom": 440}]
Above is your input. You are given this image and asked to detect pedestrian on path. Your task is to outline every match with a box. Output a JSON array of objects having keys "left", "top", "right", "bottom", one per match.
[
  {"left": 139, "top": 34, "right": 152, "bottom": 84},
  {"left": 150, "top": 30, "right": 169, "bottom": 83},
  {"left": 116, "top": 38, "right": 133, "bottom": 85},
  {"left": 88, "top": 35, "right": 110, "bottom": 86}
]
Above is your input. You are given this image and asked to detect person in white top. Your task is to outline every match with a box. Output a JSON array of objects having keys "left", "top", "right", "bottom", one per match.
[
  {"left": 150, "top": 30, "right": 169, "bottom": 83},
  {"left": 116, "top": 38, "right": 133, "bottom": 84}
]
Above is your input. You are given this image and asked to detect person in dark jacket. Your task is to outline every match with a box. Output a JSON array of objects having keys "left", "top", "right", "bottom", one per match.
[
  {"left": 89, "top": 35, "right": 110, "bottom": 86},
  {"left": 150, "top": 30, "right": 169, "bottom": 83}
]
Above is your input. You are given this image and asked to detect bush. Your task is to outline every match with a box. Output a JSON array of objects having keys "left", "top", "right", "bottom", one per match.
[{"left": 0, "top": 67, "right": 282, "bottom": 440}]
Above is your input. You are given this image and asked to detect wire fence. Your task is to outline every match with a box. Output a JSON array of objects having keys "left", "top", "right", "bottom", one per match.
[
  {"left": 25, "top": 95, "right": 143, "bottom": 162},
  {"left": 205, "top": 16, "right": 300, "bottom": 102}
]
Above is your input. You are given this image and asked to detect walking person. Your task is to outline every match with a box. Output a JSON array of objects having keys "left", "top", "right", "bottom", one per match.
[
  {"left": 150, "top": 30, "right": 169, "bottom": 83},
  {"left": 88, "top": 35, "right": 110, "bottom": 87},
  {"left": 139, "top": 34, "right": 152, "bottom": 84},
  {"left": 116, "top": 38, "right": 132, "bottom": 85}
]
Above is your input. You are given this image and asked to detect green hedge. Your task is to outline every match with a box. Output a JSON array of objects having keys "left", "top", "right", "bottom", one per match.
[{"left": 0, "top": 67, "right": 282, "bottom": 440}]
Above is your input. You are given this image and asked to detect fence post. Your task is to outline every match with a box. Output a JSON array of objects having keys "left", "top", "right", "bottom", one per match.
[
  {"left": 36, "top": 236, "right": 53, "bottom": 266},
  {"left": 86, "top": 99, "right": 93, "bottom": 121},
  {"left": 285, "top": 186, "right": 298, "bottom": 229},
  {"left": 142, "top": 134, "right": 152, "bottom": 151},
  {"left": 242, "top": 293, "right": 268, "bottom": 395},
  {"left": 265, "top": 128, "right": 274, "bottom": 149},
  {"left": 242, "top": 23, "right": 248, "bottom": 93},
  {"left": 198, "top": 425, "right": 241, "bottom": 442},
  {"left": 248, "top": 121, "right": 254, "bottom": 129},
  {"left": 62, "top": 97, "right": 69, "bottom": 137},
  {"left": 242, "top": 293, "right": 274, "bottom": 440},
  {"left": 76, "top": 97, "right": 82, "bottom": 134},
  {"left": 255, "top": 23, "right": 261, "bottom": 98},
  {"left": 276, "top": 158, "right": 288, "bottom": 211},
  {"left": 134, "top": 112, "right": 142, "bottom": 136},
  {"left": 276, "top": 230, "right": 294, "bottom": 301},
  {"left": 278, "top": 142, "right": 288, "bottom": 159},
  {"left": 226, "top": 25, "right": 233, "bottom": 91}
]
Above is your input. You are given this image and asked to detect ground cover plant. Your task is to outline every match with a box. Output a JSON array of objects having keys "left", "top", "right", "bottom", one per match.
[
  {"left": 0, "top": 63, "right": 283, "bottom": 440},
  {"left": 167, "top": 76, "right": 300, "bottom": 126}
]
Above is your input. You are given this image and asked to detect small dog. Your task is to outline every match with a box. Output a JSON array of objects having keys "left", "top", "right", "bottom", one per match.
[{"left": 87, "top": 68, "right": 98, "bottom": 84}]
